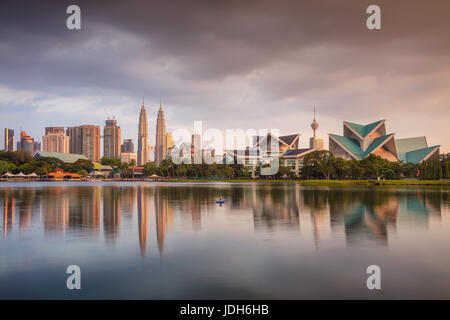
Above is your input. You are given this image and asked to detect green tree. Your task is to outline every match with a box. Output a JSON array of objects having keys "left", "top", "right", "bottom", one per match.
[
  {"left": 120, "top": 162, "right": 129, "bottom": 170},
  {"left": 0, "top": 150, "right": 32, "bottom": 165},
  {"left": 303, "top": 150, "right": 335, "bottom": 180},
  {"left": 277, "top": 165, "right": 292, "bottom": 179},
  {"left": 444, "top": 160, "right": 450, "bottom": 179},
  {"left": 31, "top": 159, "right": 53, "bottom": 175},
  {"left": 17, "top": 162, "right": 33, "bottom": 174},
  {"left": 0, "top": 160, "right": 11, "bottom": 175},
  {"left": 175, "top": 163, "right": 188, "bottom": 177},
  {"left": 231, "top": 164, "right": 245, "bottom": 177},
  {"left": 360, "top": 154, "right": 385, "bottom": 179},
  {"left": 419, "top": 162, "right": 427, "bottom": 180},
  {"left": 223, "top": 165, "right": 234, "bottom": 178},
  {"left": 349, "top": 160, "right": 365, "bottom": 179},
  {"left": 39, "top": 157, "right": 64, "bottom": 170},
  {"left": 161, "top": 159, "right": 175, "bottom": 177},
  {"left": 77, "top": 169, "right": 89, "bottom": 177},
  {"left": 401, "top": 162, "right": 419, "bottom": 179},
  {"left": 186, "top": 164, "right": 196, "bottom": 178},
  {"left": 242, "top": 166, "right": 251, "bottom": 178},
  {"left": 334, "top": 158, "right": 350, "bottom": 179},
  {"left": 143, "top": 162, "right": 158, "bottom": 176},
  {"left": 66, "top": 159, "right": 94, "bottom": 173},
  {"left": 100, "top": 157, "right": 121, "bottom": 167}
]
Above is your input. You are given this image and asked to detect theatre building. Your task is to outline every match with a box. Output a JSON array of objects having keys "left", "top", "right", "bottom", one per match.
[{"left": 329, "top": 120, "right": 439, "bottom": 163}]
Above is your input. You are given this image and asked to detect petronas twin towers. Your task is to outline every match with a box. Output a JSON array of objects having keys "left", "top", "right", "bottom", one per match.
[
  {"left": 137, "top": 100, "right": 167, "bottom": 166},
  {"left": 155, "top": 105, "right": 167, "bottom": 165},
  {"left": 137, "top": 102, "right": 149, "bottom": 166}
]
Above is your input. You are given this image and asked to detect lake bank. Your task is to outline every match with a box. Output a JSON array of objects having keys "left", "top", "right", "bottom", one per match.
[
  {"left": 1, "top": 178, "right": 450, "bottom": 186},
  {"left": 143, "top": 178, "right": 450, "bottom": 186},
  {"left": 298, "top": 179, "right": 450, "bottom": 186}
]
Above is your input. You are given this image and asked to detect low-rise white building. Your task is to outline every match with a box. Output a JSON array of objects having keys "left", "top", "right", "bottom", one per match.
[{"left": 120, "top": 152, "right": 137, "bottom": 164}]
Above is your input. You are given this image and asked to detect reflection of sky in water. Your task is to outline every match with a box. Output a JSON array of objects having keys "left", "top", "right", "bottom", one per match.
[{"left": 1, "top": 182, "right": 450, "bottom": 299}]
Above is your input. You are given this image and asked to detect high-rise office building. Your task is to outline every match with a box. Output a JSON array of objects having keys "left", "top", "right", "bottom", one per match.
[
  {"left": 4, "top": 128, "right": 14, "bottom": 151},
  {"left": 121, "top": 139, "right": 134, "bottom": 153},
  {"left": 66, "top": 125, "right": 101, "bottom": 162},
  {"left": 43, "top": 127, "right": 70, "bottom": 153},
  {"left": 104, "top": 118, "right": 121, "bottom": 159},
  {"left": 45, "top": 127, "right": 65, "bottom": 135},
  {"left": 17, "top": 130, "right": 35, "bottom": 153},
  {"left": 165, "top": 132, "right": 174, "bottom": 159},
  {"left": 166, "top": 132, "right": 174, "bottom": 148},
  {"left": 66, "top": 126, "right": 83, "bottom": 155},
  {"left": 191, "top": 134, "right": 201, "bottom": 163},
  {"left": 137, "top": 102, "right": 149, "bottom": 166},
  {"left": 82, "top": 125, "right": 100, "bottom": 162},
  {"left": 155, "top": 104, "right": 167, "bottom": 165}
]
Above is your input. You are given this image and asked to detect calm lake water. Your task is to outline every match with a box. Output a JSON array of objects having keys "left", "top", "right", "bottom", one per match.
[{"left": 1, "top": 181, "right": 450, "bottom": 299}]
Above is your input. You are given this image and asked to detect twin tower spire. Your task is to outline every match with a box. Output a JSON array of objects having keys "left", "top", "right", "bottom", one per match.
[{"left": 137, "top": 99, "right": 166, "bottom": 166}]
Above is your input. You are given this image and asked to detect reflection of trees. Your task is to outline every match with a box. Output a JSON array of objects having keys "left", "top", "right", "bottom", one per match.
[
  {"left": 252, "top": 184, "right": 300, "bottom": 231},
  {"left": 324, "top": 189, "right": 401, "bottom": 245},
  {"left": 1, "top": 183, "right": 447, "bottom": 252},
  {"left": 419, "top": 189, "right": 444, "bottom": 217}
]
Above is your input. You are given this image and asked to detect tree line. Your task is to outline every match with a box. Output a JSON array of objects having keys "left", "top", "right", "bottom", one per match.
[
  {"left": 1, "top": 150, "right": 449, "bottom": 180},
  {"left": 143, "top": 159, "right": 250, "bottom": 179},
  {"left": 0, "top": 150, "right": 93, "bottom": 176},
  {"left": 300, "top": 150, "right": 450, "bottom": 180}
]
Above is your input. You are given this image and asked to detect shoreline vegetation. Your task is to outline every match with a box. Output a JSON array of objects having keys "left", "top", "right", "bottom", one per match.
[
  {"left": 1, "top": 177, "right": 450, "bottom": 187},
  {"left": 1, "top": 150, "right": 450, "bottom": 187},
  {"left": 297, "top": 179, "right": 450, "bottom": 186},
  {"left": 164, "top": 179, "right": 450, "bottom": 186}
]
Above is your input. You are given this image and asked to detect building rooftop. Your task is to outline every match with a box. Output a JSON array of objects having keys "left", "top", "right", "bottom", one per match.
[
  {"left": 396, "top": 137, "right": 428, "bottom": 153},
  {"left": 399, "top": 146, "right": 440, "bottom": 163},
  {"left": 344, "top": 120, "right": 385, "bottom": 138},
  {"left": 279, "top": 134, "right": 300, "bottom": 146},
  {"left": 282, "top": 148, "right": 313, "bottom": 156},
  {"left": 364, "top": 134, "right": 395, "bottom": 155},
  {"left": 329, "top": 134, "right": 365, "bottom": 159},
  {"left": 329, "top": 133, "right": 395, "bottom": 160},
  {"left": 330, "top": 120, "right": 439, "bottom": 164},
  {"left": 33, "top": 151, "right": 88, "bottom": 163}
]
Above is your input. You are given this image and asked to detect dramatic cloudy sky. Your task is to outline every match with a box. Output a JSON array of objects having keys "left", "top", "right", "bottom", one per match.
[{"left": 1, "top": 0, "right": 449, "bottom": 152}]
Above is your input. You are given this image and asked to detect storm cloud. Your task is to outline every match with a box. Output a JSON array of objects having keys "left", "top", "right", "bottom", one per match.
[{"left": 1, "top": 0, "right": 449, "bottom": 150}]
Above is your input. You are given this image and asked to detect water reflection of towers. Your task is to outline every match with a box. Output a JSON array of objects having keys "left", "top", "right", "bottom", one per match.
[{"left": 1, "top": 185, "right": 447, "bottom": 251}]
